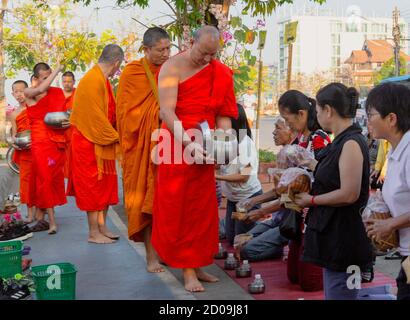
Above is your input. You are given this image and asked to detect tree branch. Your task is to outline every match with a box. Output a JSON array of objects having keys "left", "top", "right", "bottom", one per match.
[
  {"left": 162, "top": 0, "right": 177, "bottom": 16},
  {"left": 131, "top": 17, "right": 150, "bottom": 29}
]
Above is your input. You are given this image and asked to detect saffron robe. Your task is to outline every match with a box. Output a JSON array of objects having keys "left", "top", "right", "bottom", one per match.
[
  {"left": 63, "top": 88, "right": 76, "bottom": 178},
  {"left": 12, "top": 109, "right": 32, "bottom": 206},
  {"left": 27, "top": 87, "right": 67, "bottom": 209},
  {"left": 116, "top": 58, "right": 160, "bottom": 242},
  {"left": 67, "top": 66, "right": 118, "bottom": 211},
  {"left": 152, "top": 60, "right": 238, "bottom": 268}
]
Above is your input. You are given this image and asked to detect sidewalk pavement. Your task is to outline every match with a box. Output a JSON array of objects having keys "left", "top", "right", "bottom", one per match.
[
  {"left": 1, "top": 161, "right": 252, "bottom": 300},
  {"left": 0, "top": 161, "right": 400, "bottom": 299}
]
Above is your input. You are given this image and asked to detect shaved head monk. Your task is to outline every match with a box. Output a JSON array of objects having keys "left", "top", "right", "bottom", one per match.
[
  {"left": 68, "top": 44, "right": 124, "bottom": 244},
  {"left": 117, "top": 27, "right": 171, "bottom": 273},
  {"left": 9, "top": 80, "right": 35, "bottom": 223},
  {"left": 61, "top": 71, "right": 76, "bottom": 179},
  {"left": 24, "top": 63, "right": 68, "bottom": 234},
  {"left": 152, "top": 25, "right": 238, "bottom": 292}
]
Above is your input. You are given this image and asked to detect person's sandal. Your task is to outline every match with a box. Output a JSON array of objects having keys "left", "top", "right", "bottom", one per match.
[{"left": 385, "top": 250, "right": 403, "bottom": 260}]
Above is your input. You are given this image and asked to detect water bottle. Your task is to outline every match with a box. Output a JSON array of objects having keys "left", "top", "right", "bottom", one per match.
[
  {"left": 214, "top": 243, "right": 228, "bottom": 259},
  {"left": 248, "top": 274, "right": 265, "bottom": 294},
  {"left": 224, "top": 253, "right": 239, "bottom": 270},
  {"left": 235, "top": 260, "right": 252, "bottom": 278}
]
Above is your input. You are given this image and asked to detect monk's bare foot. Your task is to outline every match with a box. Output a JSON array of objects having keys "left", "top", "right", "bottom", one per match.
[
  {"left": 98, "top": 226, "right": 119, "bottom": 240},
  {"left": 147, "top": 260, "right": 165, "bottom": 273},
  {"left": 183, "top": 269, "right": 205, "bottom": 292},
  {"left": 195, "top": 268, "right": 219, "bottom": 283},
  {"left": 88, "top": 233, "right": 115, "bottom": 244}
]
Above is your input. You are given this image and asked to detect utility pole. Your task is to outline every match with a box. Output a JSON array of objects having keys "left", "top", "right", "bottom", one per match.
[
  {"left": 255, "top": 30, "right": 267, "bottom": 150},
  {"left": 393, "top": 6, "right": 401, "bottom": 77},
  {"left": 286, "top": 43, "right": 293, "bottom": 90}
]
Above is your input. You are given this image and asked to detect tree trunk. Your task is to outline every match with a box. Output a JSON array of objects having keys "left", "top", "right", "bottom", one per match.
[{"left": 0, "top": 0, "right": 8, "bottom": 144}]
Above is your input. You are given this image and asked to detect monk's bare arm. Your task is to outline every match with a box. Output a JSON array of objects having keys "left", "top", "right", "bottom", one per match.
[
  {"left": 24, "top": 65, "right": 63, "bottom": 99},
  {"left": 9, "top": 111, "right": 18, "bottom": 139},
  {"left": 158, "top": 61, "right": 191, "bottom": 146}
]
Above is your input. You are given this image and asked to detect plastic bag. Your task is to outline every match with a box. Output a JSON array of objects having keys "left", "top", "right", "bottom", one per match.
[
  {"left": 276, "top": 167, "right": 312, "bottom": 194},
  {"left": 277, "top": 145, "right": 315, "bottom": 169},
  {"left": 362, "top": 190, "right": 398, "bottom": 252},
  {"left": 362, "top": 190, "right": 389, "bottom": 220}
]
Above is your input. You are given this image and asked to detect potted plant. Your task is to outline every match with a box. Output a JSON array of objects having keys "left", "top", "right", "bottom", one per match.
[{"left": 258, "top": 149, "right": 277, "bottom": 174}]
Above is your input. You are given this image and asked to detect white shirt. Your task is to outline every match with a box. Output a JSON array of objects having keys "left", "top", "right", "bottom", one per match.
[
  {"left": 382, "top": 130, "right": 410, "bottom": 256},
  {"left": 220, "top": 135, "right": 262, "bottom": 202}
]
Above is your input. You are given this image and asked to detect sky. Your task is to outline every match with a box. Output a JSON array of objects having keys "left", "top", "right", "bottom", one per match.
[{"left": 6, "top": 0, "right": 410, "bottom": 103}]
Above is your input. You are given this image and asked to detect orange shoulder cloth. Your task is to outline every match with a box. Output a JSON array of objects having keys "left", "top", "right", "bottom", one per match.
[{"left": 70, "top": 65, "right": 120, "bottom": 178}]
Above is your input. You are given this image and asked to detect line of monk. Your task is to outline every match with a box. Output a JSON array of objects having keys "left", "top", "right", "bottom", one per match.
[
  {"left": 117, "top": 27, "right": 171, "bottom": 273},
  {"left": 8, "top": 25, "right": 238, "bottom": 293},
  {"left": 9, "top": 80, "right": 35, "bottom": 223},
  {"left": 67, "top": 44, "right": 123, "bottom": 244}
]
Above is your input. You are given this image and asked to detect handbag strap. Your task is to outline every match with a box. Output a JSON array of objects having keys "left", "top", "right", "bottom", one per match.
[{"left": 142, "top": 57, "right": 159, "bottom": 102}]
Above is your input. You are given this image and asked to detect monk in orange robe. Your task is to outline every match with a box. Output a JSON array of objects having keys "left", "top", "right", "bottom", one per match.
[
  {"left": 67, "top": 44, "right": 124, "bottom": 244},
  {"left": 152, "top": 26, "right": 238, "bottom": 292},
  {"left": 9, "top": 80, "right": 35, "bottom": 222},
  {"left": 61, "top": 71, "right": 76, "bottom": 179},
  {"left": 24, "top": 63, "right": 68, "bottom": 234},
  {"left": 117, "top": 27, "right": 171, "bottom": 272}
]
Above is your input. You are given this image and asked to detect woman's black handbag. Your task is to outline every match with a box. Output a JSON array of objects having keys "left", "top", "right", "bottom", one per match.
[{"left": 279, "top": 210, "right": 302, "bottom": 240}]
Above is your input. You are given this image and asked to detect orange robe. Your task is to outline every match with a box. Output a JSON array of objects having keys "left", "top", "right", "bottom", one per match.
[
  {"left": 63, "top": 88, "right": 75, "bottom": 179},
  {"left": 67, "top": 66, "right": 119, "bottom": 211},
  {"left": 12, "top": 109, "right": 32, "bottom": 206},
  {"left": 116, "top": 58, "right": 160, "bottom": 242},
  {"left": 152, "top": 60, "right": 238, "bottom": 268},
  {"left": 26, "top": 87, "right": 67, "bottom": 209}
]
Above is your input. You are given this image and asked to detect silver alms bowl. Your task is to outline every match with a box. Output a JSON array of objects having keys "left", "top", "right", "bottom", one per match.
[
  {"left": 44, "top": 111, "right": 70, "bottom": 129},
  {"left": 14, "top": 130, "right": 31, "bottom": 149}
]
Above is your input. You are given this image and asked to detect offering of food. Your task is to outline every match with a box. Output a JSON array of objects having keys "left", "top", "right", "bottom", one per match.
[
  {"left": 362, "top": 190, "right": 399, "bottom": 253},
  {"left": 277, "top": 144, "right": 315, "bottom": 169},
  {"left": 367, "top": 211, "right": 399, "bottom": 252},
  {"left": 275, "top": 167, "right": 312, "bottom": 212},
  {"left": 232, "top": 212, "right": 248, "bottom": 221}
]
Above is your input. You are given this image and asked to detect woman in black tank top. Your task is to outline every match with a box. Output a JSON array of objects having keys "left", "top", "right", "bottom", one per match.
[{"left": 294, "top": 83, "right": 374, "bottom": 300}]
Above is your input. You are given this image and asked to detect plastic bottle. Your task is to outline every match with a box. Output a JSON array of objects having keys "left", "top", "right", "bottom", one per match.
[
  {"left": 224, "top": 253, "right": 239, "bottom": 270},
  {"left": 235, "top": 260, "right": 252, "bottom": 278},
  {"left": 248, "top": 274, "right": 265, "bottom": 294},
  {"left": 214, "top": 243, "right": 228, "bottom": 259}
]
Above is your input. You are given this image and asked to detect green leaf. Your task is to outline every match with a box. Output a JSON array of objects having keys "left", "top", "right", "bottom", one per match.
[
  {"left": 230, "top": 16, "right": 242, "bottom": 28},
  {"left": 249, "top": 56, "right": 257, "bottom": 66},
  {"left": 234, "top": 30, "right": 246, "bottom": 43}
]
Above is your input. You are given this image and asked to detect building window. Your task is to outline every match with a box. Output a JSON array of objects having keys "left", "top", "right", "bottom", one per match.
[
  {"left": 331, "top": 21, "right": 342, "bottom": 33},
  {"left": 361, "top": 24, "right": 368, "bottom": 33},
  {"left": 331, "top": 57, "right": 341, "bottom": 68},
  {"left": 333, "top": 46, "right": 341, "bottom": 56},
  {"left": 331, "top": 34, "right": 340, "bottom": 44},
  {"left": 346, "top": 22, "right": 358, "bottom": 32}
]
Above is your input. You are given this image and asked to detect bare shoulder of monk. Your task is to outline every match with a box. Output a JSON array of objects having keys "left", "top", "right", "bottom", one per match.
[{"left": 159, "top": 56, "right": 181, "bottom": 82}]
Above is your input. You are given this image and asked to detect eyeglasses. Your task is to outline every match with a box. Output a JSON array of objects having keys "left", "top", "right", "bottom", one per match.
[{"left": 367, "top": 112, "right": 380, "bottom": 119}]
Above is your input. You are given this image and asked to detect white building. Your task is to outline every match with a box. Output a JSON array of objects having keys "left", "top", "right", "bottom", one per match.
[{"left": 276, "top": 6, "right": 408, "bottom": 79}]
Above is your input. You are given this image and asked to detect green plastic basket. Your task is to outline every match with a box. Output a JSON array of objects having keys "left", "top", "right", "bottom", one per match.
[
  {"left": 0, "top": 240, "right": 23, "bottom": 279},
  {"left": 31, "top": 262, "right": 77, "bottom": 300}
]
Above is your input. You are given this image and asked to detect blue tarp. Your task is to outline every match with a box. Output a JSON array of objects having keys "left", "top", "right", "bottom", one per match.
[{"left": 380, "top": 74, "right": 410, "bottom": 83}]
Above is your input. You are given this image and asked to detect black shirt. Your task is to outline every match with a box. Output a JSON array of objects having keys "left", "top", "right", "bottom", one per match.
[{"left": 302, "top": 124, "right": 373, "bottom": 272}]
